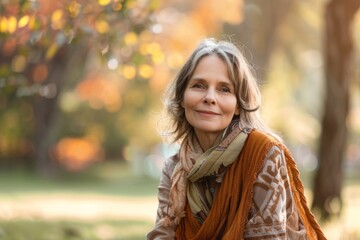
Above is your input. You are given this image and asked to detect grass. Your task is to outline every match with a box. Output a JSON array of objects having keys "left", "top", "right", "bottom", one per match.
[
  {"left": 0, "top": 161, "right": 159, "bottom": 240},
  {"left": 0, "top": 161, "right": 159, "bottom": 197},
  {"left": 0, "top": 161, "right": 359, "bottom": 239},
  {"left": 0, "top": 219, "right": 153, "bottom": 240}
]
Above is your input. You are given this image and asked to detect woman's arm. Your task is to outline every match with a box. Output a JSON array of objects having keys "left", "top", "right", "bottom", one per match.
[
  {"left": 244, "top": 145, "right": 307, "bottom": 239},
  {"left": 146, "top": 157, "right": 177, "bottom": 240}
]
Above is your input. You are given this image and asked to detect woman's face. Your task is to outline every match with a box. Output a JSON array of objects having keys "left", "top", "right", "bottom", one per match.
[{"left": 182, "top": 55, "right": 239, "bottom": 139}]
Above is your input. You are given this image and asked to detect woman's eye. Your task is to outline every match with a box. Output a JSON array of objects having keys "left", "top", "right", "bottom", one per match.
[
  {"left": 219, "top": 87, "right": 231, "bottom": 93},
  {"left": 192, "top": 83, "right": 205, "bottom": 89}
]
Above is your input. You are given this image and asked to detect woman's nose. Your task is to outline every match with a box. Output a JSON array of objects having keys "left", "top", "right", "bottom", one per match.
[{"left": 203, "top": 89, "right": 216, "bottom": 105}]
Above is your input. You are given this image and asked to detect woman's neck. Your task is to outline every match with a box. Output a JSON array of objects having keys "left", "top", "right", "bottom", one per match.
[{"left": 194, "top": 131, "right": 222, "bottom": 152}]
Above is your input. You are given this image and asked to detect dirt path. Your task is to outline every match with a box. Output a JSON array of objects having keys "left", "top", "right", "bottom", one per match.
[{"left": 0, "top": 194, "right": 158, "bottom": 222}]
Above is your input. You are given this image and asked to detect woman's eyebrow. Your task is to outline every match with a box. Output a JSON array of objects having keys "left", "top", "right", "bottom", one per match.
[
  {"left": 218, "top": 81, "right": 235, "bottom": 88},
  {"left": 189, "top": 77, "right": 205, "bottom": 81},
  {"left": 219, "top": 81, "right": 232, "bottom": 86},
  {"left": 187, "top": 78, "right": 206, "bottom": 85}
]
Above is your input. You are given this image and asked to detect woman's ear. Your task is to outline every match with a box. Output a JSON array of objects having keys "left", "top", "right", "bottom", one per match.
[{"left": 235, "top": 106, "right": 240, "bottom": 115}]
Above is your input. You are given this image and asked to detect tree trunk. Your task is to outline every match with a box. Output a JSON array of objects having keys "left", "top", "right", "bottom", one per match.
[
  {"left": 32, "top": 47, "right": 68, "bottom": 176},
  {"left": 312, "top": 0, "right": 360, "bottom": 220},
  {"left": 32, "top": 44, "right": 89, "bottom": 176},
  {"left": 223, "top": 0, "right": 294, "bottom": 82}
]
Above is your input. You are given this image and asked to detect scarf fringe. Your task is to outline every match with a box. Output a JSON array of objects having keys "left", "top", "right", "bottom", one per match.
[
  {"left": 159, "top": 216, "right": 173, "bottom": 227},
  {"left": 159, "top": 210, "right": 186, "bottom": 227},
  {"left": 174, "top": 210, "right": 186, "bottom": 225}
]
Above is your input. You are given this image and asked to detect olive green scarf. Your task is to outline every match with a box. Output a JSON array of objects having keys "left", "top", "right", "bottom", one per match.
[{"left": 159, "top": 119, "right": 248, "bottom": 227}]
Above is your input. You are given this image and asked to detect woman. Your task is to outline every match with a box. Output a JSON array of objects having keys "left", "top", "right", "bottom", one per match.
[{"left": 147, "top": 38, "right": 326, "bottom": 239}]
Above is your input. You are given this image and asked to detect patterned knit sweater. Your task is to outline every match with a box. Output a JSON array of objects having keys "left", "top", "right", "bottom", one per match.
[{"left": 147, "top": 130, "right": 326, "bottom": 240}]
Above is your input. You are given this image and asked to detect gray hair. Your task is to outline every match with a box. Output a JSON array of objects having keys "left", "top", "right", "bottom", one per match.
[{"left": 164, "top": 38, "right": 275, "bottom": 142}]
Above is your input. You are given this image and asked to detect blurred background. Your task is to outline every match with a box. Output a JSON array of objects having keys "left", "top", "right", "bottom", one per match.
[{"left": 0, "top": 0, "right": 359, "bottom": 239}]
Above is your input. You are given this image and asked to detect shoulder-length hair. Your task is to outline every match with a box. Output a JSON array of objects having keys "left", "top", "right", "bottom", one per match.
[{"left": 164, "top": 38, "right": 276, "bottom": 143}]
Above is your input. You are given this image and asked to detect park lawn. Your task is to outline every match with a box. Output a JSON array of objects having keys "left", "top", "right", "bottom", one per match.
[{"left": 0, "top": 161, "right": 159, "bottom": 240}]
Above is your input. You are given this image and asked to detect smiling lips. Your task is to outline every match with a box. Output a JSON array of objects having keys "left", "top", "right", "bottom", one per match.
[{"left": 196, "top": 110, "right": 220, "bottom": 116}]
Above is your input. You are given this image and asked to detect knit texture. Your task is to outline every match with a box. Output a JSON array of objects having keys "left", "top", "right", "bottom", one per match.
[{"left": 175, "top": 130, "right": 326, "bottom": 240}]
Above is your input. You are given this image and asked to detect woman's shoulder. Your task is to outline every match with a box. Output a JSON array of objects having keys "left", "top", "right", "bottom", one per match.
[
  {"left": 248, "top": 129, "right": 284, "bottom": 148},
  {"left": 167, "top": 153, "right": 179, "bottom": 164},
  {"left": 241, "top": 129, "right": 286, "bottom": 161},
  {"left": 162, "top": 153, "right": 179, "bottom": 175}
]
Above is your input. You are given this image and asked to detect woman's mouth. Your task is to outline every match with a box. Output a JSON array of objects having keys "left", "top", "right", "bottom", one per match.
[{"left": 196, "top": 110, "right": 220, "bottom": 116}]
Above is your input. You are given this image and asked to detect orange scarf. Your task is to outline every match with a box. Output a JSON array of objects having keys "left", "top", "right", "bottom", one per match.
[{"left": 176, "top": 130, "right": 326, "bottom": 240}]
